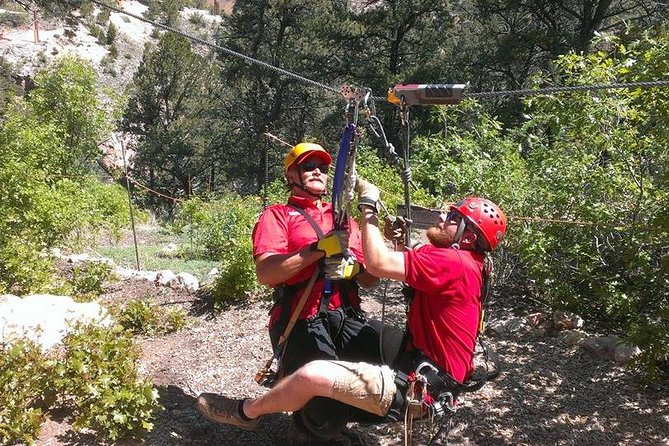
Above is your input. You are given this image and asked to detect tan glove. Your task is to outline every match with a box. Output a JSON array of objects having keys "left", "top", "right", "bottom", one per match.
[
  {"left": 384, "top": 215, "right": 412, "bottom": 243},
  {"left": 356, "top": 179, "right": 380, "bottom": 212}
]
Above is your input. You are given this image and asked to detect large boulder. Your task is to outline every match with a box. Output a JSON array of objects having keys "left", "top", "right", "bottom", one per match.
[{"left": 0, "top": 294, "right": 112, "bottom": 351}]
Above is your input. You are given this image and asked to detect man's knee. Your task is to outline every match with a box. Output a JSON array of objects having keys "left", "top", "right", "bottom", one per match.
[{"left": 293, "top": 360, "right": 337, "bottom": 396}]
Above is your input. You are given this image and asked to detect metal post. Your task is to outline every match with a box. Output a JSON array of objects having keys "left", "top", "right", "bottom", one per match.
[
  {"left": 33, "top": 9, "right": 39, "bottom": 43},
  {"left": 120, "top": 137, "right": 141, "bottom": 271}
]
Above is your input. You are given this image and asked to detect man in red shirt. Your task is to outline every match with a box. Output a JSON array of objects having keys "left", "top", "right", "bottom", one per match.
[
  {"left": 197, "top": 179, "right": 507, "bottom": 433},
  {"left": 240, "top": 143, "right": 382, "bottom": 441}
]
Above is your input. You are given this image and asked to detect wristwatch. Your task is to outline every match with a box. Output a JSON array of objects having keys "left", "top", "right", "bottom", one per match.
[{"left": 357, "top": 197, "right": 379, "bottom": 213}]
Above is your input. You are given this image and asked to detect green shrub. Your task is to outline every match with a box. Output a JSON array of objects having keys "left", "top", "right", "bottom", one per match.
[
  {"left": 69, "top": 261, "right": 115, "bottom": 302},
  {"left": 173, "top": 194, "right": 266, "bottom": 309},
  {"left": 1, "top": 325, "right": 159, "bottom": 444},
  {"left": 56, "top": 324, "right": 159, "bottom": 441},
  {"left": 188, "top": 11, "right": 206, "bottom": 26},
  {"left": 115, "top": 299, "right": 188, "bottom": 335},
  {"left": 106, "top": 22, "right": 117, "bottom": 45},
  {"left": 0, "top": 340, "right": 56, "bottom": 445}
]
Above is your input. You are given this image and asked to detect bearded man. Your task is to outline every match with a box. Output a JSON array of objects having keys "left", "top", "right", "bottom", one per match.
[{"left": 195, "top": 179, "right": 508, "bottom": 432}]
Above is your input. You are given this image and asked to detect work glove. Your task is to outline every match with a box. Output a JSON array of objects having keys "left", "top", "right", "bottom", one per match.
[
  {"left": 356, "top": 179, "right": 380, "bottom": 212},
  {"left": 384, "top": 215, "right": 412, "bottom": 243},
  {"left": 311, "top": 230, "right": 349, "bottom": 257},
  {"left": 323, "top": 254, "right": 362, "bottom": 280}
]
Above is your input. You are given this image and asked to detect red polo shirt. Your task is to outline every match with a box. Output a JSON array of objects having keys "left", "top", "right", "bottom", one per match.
[
  {"left": 252, "top": 196, "right": 364, "bottom": 326},
  {"left": 404, "top": 245, "right": 484, "bottom": 383}
]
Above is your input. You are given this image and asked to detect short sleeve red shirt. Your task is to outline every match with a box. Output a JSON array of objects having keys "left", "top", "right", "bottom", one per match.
[
  {"left": 252, "top": 196, "right": 364, "bottom": 326},
  {"left": 404, "top": 245, "right": 484, "bottom": 383}
]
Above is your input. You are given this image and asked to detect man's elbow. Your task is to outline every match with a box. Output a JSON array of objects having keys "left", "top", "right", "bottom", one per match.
[
  {"left": 255, "top": 264, "right": 273, "bottom": 286},
  {"left": 364, "top": 262, "right": 384, "bottom": 278}
]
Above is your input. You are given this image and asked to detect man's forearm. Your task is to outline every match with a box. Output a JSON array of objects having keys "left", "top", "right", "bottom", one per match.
[
  {"left": 255, "top": 247, "right": 323, "bottom": 286},
  {"left": 359, "top": 208, "right": 406, "bottom": 281}
]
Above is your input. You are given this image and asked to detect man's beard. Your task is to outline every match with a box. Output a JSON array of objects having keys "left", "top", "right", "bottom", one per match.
[{"left": 426, "top": 226, "right": 456, "bottom": 248}]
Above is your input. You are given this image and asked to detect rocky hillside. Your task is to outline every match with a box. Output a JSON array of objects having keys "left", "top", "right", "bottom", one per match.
[{"left": 0, "top": 0, "right": 222, "bottom": 90}]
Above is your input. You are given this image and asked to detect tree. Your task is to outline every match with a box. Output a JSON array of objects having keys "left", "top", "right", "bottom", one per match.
[
  {"left": 0, "top": 57, "right": 125, "bottom": 293},
  {"left": 123, "top": 33, "right": 223, "bottom": 214},
  {"left": 437, "top": 0, "right": 667, "bottom": 123},
  {"left": 28, "top": 56, "right": 108, "bottom": 175},
  {"left": 213, "top": 0, "right": 360, "bottom": 194}
]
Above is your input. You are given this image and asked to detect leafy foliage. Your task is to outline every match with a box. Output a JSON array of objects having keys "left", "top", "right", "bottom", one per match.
[
  {"left": 0, "top": 325, "right": 159, "bottom": 444},
  {"left": 0, "top": 340, "right": 56, "bottom": 445},
  {"left": 122, "top": 33, "right": 223, "bottom": 215},
  {"left": 0, "top": 57, "right": 127, "bottom": 293},
  {"left": 114, "top": 299, "right": 187, "bottom": 335},
  {"left": 68, "top": 261, "right": 115, "bottom": 302},
  {"left": 55, "top": 323, "right": 159, "bottom": 441},
  {"left": 173, "top": 195, "right": 266, "bottom": 309}
]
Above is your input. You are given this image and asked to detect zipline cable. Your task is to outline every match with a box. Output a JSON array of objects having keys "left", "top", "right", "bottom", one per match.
[
  {"left": 89, "top": 0, "right": 669, "bottom": 102},
  {"left": 89, "top": 0, "right": 339, "bottom": 96},
  {"left": 466, "top": 80, "right": 669, "bottom": 99}
]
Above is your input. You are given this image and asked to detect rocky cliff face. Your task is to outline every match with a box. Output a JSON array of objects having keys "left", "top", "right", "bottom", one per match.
[{"left": 0, "top": 1, "right": 222, "bottom": 90}]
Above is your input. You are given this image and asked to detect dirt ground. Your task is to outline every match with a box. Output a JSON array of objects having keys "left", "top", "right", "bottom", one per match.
[{"left": 35, "top": 270, "right": 669, "bottom": 446}]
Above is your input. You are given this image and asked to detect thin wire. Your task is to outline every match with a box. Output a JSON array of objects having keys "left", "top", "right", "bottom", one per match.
[
  {"left": 89, "top": 0, "right": 339, "bottom": 96},
  {"left": 91, "top": 1, "right": 669, "bottom": 103},
  {"left": 466, "top": 80, "right": 669, "bottom": 99}
]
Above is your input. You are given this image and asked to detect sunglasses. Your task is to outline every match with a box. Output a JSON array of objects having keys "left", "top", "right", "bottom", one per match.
[
  {"left": 445, "top": 210, "right": 461, "bottom": 223},
  {"left": 299, "top": 161, "right": 329, "bottom": 174}
]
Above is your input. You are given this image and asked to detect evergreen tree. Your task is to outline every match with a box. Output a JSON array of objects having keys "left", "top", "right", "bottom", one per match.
[{"left": 123, "top": 33, "right": 223, "bottom": 214}]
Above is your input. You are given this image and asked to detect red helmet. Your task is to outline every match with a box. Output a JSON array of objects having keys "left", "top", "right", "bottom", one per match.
[{"left": 450, "top": 197, "right": 507, "bottom": 251}]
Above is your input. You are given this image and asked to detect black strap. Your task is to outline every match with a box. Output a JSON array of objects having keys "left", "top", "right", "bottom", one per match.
[
  {"left": 287, "top": 204, "right": 325, "bottom": 238},
  {"left": 288, "top": 203, "right": 358, "bottom": 316}
]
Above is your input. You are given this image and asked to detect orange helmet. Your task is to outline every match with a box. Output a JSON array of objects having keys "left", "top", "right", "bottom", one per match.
[
  {"left": 450, "top": 197, "right": 507, "bottom": 251},
  {"left": 283, "top": 143, "right": 332, "bottom": 173}
]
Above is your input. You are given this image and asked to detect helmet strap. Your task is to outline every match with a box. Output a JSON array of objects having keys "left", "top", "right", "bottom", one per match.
[
  {"left": 289, "top": 179, "right": 326, "bottom": 199},
  {"left": 451, "top": 218, "right": 468, "bottom": 250}
]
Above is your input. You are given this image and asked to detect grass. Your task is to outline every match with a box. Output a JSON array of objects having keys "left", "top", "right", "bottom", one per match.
[
  {"left": 90, "top": 225, "right": 220, "bottom": 282},
  {"left": 94, "top": 245, "right": 219, "bottom": 282}
]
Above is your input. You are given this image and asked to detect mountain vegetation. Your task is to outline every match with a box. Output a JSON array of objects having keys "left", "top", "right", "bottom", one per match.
[{"left": 1, "top": 0, "right": 668, "bottom": 442}]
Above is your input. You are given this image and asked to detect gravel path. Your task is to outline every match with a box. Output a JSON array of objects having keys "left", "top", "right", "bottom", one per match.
[{"left": 33, "top": 267, "right": 669, "bottom": 445}]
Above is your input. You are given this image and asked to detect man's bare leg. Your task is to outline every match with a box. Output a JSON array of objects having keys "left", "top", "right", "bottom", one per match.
[{"left": 243, "top": 359, "right": 337, "bottom": 419}]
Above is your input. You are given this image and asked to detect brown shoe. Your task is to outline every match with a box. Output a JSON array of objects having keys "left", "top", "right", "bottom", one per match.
[{"left": 196, "top": 393, "right": 259, "bottom": 431}]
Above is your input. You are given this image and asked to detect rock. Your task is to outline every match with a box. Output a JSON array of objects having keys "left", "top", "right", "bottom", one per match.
[
  {"left": 160, "top": 243, "right": 179, "bottom": 257},
  {"left": 553, "top": 310, "right": 584, "bottom": 331},
  {"left": 560, "top": 330, "right": 589, "bottom": 346},
  {"left": 526, "top": 312, "right": 547, "bottom": 327},
  {"left": 156, "top": 269, "right": 177, "bottom": 286},
  {"left": 65, "top": 253, "right": 90, "bottom": 263},
  {"left": 170, "top": 272, "right": 199, "bottom": 293},
  {"left": 0, "top": 294, "right": 112, "bottom": 351},
  {"left": 614, "top": 343, "right": 641, "bottom": 364},
  {"left": 582, "top": 335, "right": 619, "bottom": 360}
]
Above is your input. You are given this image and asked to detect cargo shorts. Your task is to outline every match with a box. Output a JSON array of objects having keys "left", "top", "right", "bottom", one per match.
[{"left": 328, "top": 360, "right": 397, "bottom": 417}]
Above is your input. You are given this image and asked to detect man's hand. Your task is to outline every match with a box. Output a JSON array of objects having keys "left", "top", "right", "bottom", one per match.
[
  {"left": 312, "top": 230, "right": 349, "bottom": 257},
  {"left": 356, "top": 179, "right": 380, "bottom": 212},
  {"left": 384, "top": 215, "right": 412, "bottom": 244},
  {"left": 323, "top": 255, "right": 361, "bottom": 280}
]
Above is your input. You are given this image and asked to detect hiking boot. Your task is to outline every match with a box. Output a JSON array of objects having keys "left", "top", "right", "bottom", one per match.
[{"left": 196, "top": 393, "right": 259, "bottom": 431}]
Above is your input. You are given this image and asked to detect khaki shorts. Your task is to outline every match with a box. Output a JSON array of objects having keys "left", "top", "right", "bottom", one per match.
[{"left": 329, "top": 360, "right": 397, "bottom": 417}]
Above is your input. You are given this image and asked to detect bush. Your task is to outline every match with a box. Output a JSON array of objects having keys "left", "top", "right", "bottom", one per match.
[
  {"left": 114, "top": 299, "right": 187, "bottom": 335},
  {"left": 106, "top": 22, "right": 118, "bottom": 45},
  {"left": 0, "top": 324, "right": 158, "bottom": 443},
  {"left": 69, "top": 261, "right": 115, "bottom": 302},
  {"left": 56, "top": 324, "right": 159, "bottom": 441},
  {"left": 0, "top": 340, "right": 56, "bottom": 445},
  {"left": 173, "top": 194, "right": 266, "bottom": 309}
]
